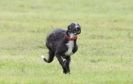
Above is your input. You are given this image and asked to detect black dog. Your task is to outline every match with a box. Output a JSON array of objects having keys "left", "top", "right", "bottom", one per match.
[{"left": 42, "top": 23, "right": 81, "bottom": 74}]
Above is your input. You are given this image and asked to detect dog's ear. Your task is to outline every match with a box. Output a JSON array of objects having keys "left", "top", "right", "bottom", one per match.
[
  {"left": 67, "top": 25, "right": 71, "bottom": 30},
  {"left": 66, "top": 30, "right": 69, "bottom": 35}
]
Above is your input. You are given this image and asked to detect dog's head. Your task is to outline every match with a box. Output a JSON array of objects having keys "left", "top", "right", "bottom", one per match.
[{"left": 67, "top": 23, "right": 81, "bottom": 35}]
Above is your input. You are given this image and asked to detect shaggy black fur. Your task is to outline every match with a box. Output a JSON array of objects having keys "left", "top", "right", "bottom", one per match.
[{"left": 42, "top": 23, "right": 81, "bottom": 74}]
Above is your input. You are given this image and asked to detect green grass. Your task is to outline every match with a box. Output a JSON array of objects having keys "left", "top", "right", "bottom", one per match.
[{"left": 0, "top": 0, "right": 133, "bottom": 84}]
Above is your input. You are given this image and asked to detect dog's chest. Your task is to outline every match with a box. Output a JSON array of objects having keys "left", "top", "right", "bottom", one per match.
[{"left": 65, "top": 41, "right": 74, "bottom": 56}]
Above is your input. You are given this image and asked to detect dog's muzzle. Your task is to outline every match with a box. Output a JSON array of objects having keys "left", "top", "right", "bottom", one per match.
[{"left": 74, "top": 27, "right": 81, "bottom": 35}]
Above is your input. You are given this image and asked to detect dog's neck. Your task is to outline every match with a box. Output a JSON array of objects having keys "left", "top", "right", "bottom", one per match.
[
  {"left": 65, "top": 34, "right": 77, "bottom": 41},
  {"left": 65, "top": 33, "right": 77, "bottom": 56}
]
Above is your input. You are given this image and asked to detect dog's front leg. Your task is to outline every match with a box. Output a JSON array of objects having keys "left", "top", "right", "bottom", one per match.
[
  {"left": 64, "top": 56, "right": 71, "bottom": 74},
  {"left": 56, "top": 55, "right": 68, "bottom": 74}
]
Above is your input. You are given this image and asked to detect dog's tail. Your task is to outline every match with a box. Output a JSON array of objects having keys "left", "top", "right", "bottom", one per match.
[{"left": 41, "top": 55, "right": 45, "bottom": 59}]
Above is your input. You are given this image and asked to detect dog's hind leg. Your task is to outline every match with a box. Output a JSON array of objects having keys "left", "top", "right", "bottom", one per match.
[{"left": 42, "top": 51, "right": 55, "bottom": 63}]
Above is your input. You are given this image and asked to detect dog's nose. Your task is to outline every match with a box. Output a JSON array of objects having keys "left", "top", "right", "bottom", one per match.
[{"left": 76, "top": 27, "right": 80, "bottom": 30}]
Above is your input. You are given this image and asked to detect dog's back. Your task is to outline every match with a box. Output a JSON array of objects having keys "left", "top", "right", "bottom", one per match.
[{"left": 46, "top": 29, "right": 66, "bottom": 51}]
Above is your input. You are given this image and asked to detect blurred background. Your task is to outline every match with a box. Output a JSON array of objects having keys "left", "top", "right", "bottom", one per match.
[{"left": 0, "top": 0, "right": 133, "bottom": 84}]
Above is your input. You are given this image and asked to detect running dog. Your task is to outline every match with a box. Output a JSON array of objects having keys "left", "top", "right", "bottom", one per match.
[{"left": 41, "top": 23, "right": 81, "bottom": 74}]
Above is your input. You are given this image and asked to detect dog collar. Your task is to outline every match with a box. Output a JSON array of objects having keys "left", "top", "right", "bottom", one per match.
[{"left": 65, "top": 35, "right": 77, "bottom": 41}]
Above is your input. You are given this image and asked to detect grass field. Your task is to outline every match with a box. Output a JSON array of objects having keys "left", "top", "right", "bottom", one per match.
[{"left": 0, "top": 0, "right": 133, "bottom": 84}]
